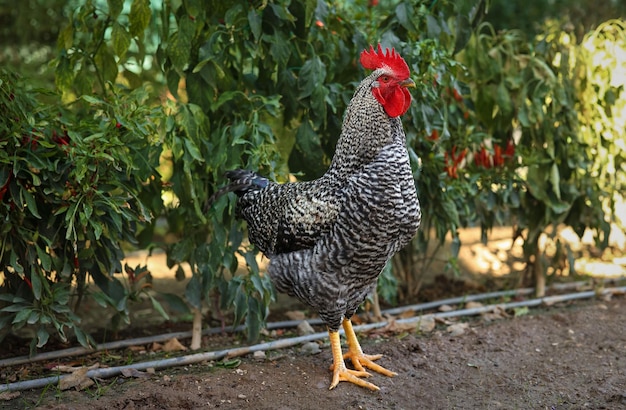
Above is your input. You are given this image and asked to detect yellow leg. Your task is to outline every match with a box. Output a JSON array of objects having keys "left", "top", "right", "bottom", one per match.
[
  {"left": 342, "top": 318, "right": 397, "bottom": 377},
  {"left": 328, "top": 329, "right": 379, "bottom": 391}
]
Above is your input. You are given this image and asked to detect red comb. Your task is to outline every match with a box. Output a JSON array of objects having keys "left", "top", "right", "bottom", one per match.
[{"left": 360, "top": 44, "right": 410, "bottom": 78}]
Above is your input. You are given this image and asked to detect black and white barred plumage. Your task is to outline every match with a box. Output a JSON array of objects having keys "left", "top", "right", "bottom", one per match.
[{"left": 218, "top": 66, "right": 421, "bottom": 332}]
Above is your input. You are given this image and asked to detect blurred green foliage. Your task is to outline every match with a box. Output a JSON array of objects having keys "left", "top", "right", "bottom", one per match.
[{"left": 486, "top": 0, "right": 626, "bottom": 38}]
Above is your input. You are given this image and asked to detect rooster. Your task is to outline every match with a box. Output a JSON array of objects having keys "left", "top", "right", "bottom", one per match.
[{"left": 212, "top": 45, "right": 421, "bottom": 391}]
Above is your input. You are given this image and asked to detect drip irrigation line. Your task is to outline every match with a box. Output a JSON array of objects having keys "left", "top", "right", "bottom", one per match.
[
  {"left": 0, "top": 279, "right": 617, "bottom": 369},
  {"left": 1, "top": 285, "right": 624, "bottom": 394}
]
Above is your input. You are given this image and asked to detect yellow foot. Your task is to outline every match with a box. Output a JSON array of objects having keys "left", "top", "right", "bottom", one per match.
[
  {"left": 329, "top": 358, "right": 379, "bottom": 391},
  {"left": 342, "top": 318, "right": 397, "bottom": 377},
  {"left": 343, "top": 350, "right": 397, "bottom": 377},
  {"left": 328, "top": 329, "right": 380, "bottom": 391}
]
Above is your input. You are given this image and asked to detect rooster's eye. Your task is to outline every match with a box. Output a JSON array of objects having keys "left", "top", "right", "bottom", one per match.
[{"left": 380, "top": 76, "right": 390, "bottom": 83}]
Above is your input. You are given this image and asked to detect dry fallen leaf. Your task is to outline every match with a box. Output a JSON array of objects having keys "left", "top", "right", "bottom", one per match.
[
  {"left": 465, "top": 301, "right": 484, "bottom": 309},
  {"left": 0, "top": 391, "right": 20, "bottom": 401},
  {"left": 446, "top": 323, "right": 469, "bottom": 337},
  {"left": 439, "top": 304, "right": 455, "bottom": 312},
  {"left": 435, "top": 316, "right": 453, "bottom": 325},
  {"left": 398, "top": 310, "right": 416, "bottom": 319},
  {"left": 51, "top": 363, "right": 100, "bottom": 373},
  {"left": 481, "top": 305, "right": 508, "bottom": 321},
  {"left": 384, "top": 320, "right": 418, "bottom": 333},
  {"left": 163, "top": 338, "right": 187, "bottom": 352},
  {"left": 417, "top": 315, "right": 436, "bottom": 333},
  {"left": 59, "top": 367, "right": 94, "bottom": 391},
  {"left": 120, "top": 368, "right": 151, "bottom": 378}
]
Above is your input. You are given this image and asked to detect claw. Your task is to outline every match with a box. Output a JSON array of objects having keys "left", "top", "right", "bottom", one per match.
[
  {"left": 328, "top": 330, "right": 379, "bottom": 391},
  {"left": 342, "top": 318, "right": 397, "bottom": 377}
]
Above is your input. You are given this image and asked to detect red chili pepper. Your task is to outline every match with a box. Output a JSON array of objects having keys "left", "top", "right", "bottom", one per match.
[
  {"left": 445, "top": 147, "right": 467, "bottom": 178},
  {"left": 428, "top": 129, "right": 439, "bottom": 141},
  {"left": 444, "top": 151, "right": 457, "bottom": 178},
  {"left": 24, "top": 276, "right": 32, "bottom": 289},
  {"left": 483, "top": 148, "right": 492, "bottom": 168},
  {"left": 52, "top": 129, "right": 70, "bottom": 146},
  {"left": 452, "top": 88, "right": 463, "bottom": 102},
  {"left": 475, "top": 146, "right": 492, "bottom": 169},
  {"left": 493, "top": 144, "right": 504, "bottom": 167},
  {"left": 455, "top": 147, "right": 468, "bottom": 164}
]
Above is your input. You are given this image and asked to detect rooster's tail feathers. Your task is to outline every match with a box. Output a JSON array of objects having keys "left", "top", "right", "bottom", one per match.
[{"left": 204, "top": 170, "right": 269, "bottom": 212}]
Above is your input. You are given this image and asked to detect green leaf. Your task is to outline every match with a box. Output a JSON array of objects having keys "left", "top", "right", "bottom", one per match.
[
  {"left": 184, "top": 138, "right": 204, "bottom": 162},
  {"left": 514, "top": 306, "right": 529, "bottom": 317},
  {"left": 54, "top": 55, "right": 74, "bottom": 91},
  {"left": 168, "top": 32, "right": 191, "bottom": 72},
  {"left": 90, "top": 219, "right": 103, "bottom": 240},
  {"left": 550, "top": 163, "right": 561, "bottom": 200},
  {"left": 298, "top": 56, "right": 326, "bottom": 99},
  {"left": 266, "top": 33, "right": 290, "bottom": 70},
  {"left": 160, "top": 292, "right": 190, "bottom": 314},
  {"left": 57, "top": 24, "right": 74, "bottom": 50},
  {"left": 1, "top": 304, "right": 28, "bottom": 313},
  {"left": 36, "top": 326, "right": 50, "bottom": 348},
  {"left": 36, "top": 245, "right": 52, "bottom": 272},
  {"left": 396, "top": 3, "right": 417, "bottom": 32},
  {"left": 148, "top": 293, "right": 170, "bottom": 320},
  {"left": 94, "top": 46, "right": 118, "bottom": 85},
  {"left": 185, "top": 274, "right": 202, "bottom": 309},
  {"left": 27, "top": 310, "right": 40, "bottom": 324},
  {"left": 496, "top": 82, "right": 512, "bottom": 117},
  {"left": 248, "top": 9, "right": 262, "bottom": 41},
  {"left": 92, "top": 291, "right": 114, "bottom": 308},
  {"left": 232, "top": 289, "right": 247, "bottom": 326},
  {"left": 224, "top": 4, "right": 244, "bottom": 27},
  {"left": 111, "top": 22, "right": 132, "bottom": 58},
  {"left": 74, "top": 327, "right": 92, "bottom": 348},
  {"left": 108, "top": 0, "right": 124, "bottom": 19},
  {"left": 243, "top": 251, "right": 259, "bottom": 274},
  {"left": 129, "top": 0, "right": 151, "bottom": 37},
  {"left": 215, "top": 358, "right": 241, "bottom": 369},
  {"left": 13, "top": 308, "right": 33, "bottom": 324},
  {"left": 22, "top": 190, "right": 41, "bottom": 219},
  {"left": 30, "top": 270, "right": 43, "bottom": 300},
  {"left": 10, "top": 249, "right": 24, "bottom": 274},
  {"left": 184, "top": 0, "right": 203, "bottom": 18}
]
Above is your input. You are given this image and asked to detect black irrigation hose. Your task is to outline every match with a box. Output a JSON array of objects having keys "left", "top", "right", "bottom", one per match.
[{"left": 1, "top": 285, "right": 624, "bottom": 394}]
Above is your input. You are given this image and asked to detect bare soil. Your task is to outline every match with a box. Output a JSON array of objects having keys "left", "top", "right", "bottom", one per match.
[{"left": 1, "top": 295, "right": 625, "bottom": 410}]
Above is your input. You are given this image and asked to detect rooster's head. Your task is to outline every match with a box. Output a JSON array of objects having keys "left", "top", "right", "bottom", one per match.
[{"left": 360, "top": 44, "right": 414, "bottom": 118}]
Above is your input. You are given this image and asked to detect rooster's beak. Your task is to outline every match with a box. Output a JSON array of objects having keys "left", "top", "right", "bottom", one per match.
[{"left": 399, "top": 78, "right": 416, "bottom": 88}]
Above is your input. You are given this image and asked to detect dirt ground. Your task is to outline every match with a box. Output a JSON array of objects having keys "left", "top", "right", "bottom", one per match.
[{"left": 0, "top": 295, "right": 624, "bottom": 410}]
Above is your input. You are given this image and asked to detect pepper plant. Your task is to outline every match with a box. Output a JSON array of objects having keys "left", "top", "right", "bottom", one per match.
[{"left": 0, "top": 69, "right": 164, "bottom": 352}]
